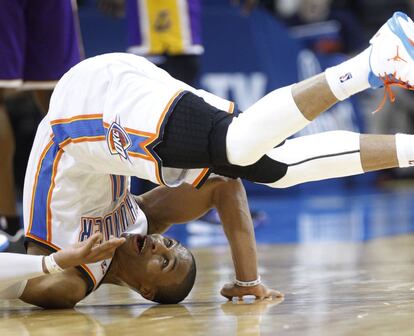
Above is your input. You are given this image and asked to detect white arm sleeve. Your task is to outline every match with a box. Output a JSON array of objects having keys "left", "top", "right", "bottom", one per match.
[
  {"left": 0, "top": 253, "right": 45, "bottom": 299},
  {"left": 0, "top": 281, "right": 28, "bottom": 300}
]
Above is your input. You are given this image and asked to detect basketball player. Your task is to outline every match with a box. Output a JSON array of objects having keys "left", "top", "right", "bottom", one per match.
[
  {"left": 20, "top": 11, "right": 414, "bottom": 306},
  {"left": 1, "top": 176, "right": 279, "bottom": 308},
  {"left": 0, "top": 0, "right": 83, "bottom": 242}
]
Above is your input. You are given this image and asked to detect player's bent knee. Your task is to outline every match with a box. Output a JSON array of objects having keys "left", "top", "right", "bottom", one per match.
[
  {"left": 212, "top": 176, "right": 244, "bottom": 193},
  {"left": 226, "top": 146, "right": 263, "bottom": 166},
  {"left": 213, "top": 155, "right": 288, "bottom": 184},
  {"left": 209, "top": 176, "right": 244, "bottom": 205}
]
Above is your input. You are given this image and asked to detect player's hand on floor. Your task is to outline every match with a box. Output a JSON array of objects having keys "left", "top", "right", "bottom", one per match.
[
  {"left": 54, "top": 233, "right": 125, "bottom": 269},
  {"left": 220, "top": 282, "right": 283, "bottom": 301}
]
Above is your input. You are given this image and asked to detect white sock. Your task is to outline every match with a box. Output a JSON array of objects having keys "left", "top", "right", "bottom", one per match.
[
  {"left": 325, "top": 48, "right": 371, "bottom": 101},
  {"left": 226, "top": 85, "right": 310, "bottom": 166},
  {"left": 395, "top": 133, "right": 414, "bottom": 168}
]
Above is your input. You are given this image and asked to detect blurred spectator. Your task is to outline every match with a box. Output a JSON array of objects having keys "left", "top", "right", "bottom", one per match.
[
  {"left": 333, "top": 0, "right": 411, "bottom": 38},
  {"left": 99, "top": 0, "right": 203, "bottom": 86},
  {"left": 262, "top": 0, "right": 364, "bottom": 55},
  {"left": 0, "top": 0, "right": 83, "bottom": 246}
]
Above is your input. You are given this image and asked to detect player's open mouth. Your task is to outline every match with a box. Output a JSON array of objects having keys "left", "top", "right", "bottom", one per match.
[{"left": 135, "top": 235, "right": 147, "bottom": 255}]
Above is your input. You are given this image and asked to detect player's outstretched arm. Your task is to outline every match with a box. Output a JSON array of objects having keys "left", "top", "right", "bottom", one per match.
[
  {"left": 137, "top": 176, "right": 282, "bottom": 300},
  {"left": 206, "top": 177, "right": 283, "bottom": 300}
]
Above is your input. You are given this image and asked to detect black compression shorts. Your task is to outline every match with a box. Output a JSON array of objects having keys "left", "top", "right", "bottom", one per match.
[{"left": 155, "top": 91, "right": 288, "bottom": 184}]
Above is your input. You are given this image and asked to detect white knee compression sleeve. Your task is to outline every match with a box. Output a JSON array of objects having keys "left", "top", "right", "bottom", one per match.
[
  {"left": 226, "top": 85, "right": 310, "bottom": 166},
  {"left": 264, "top": 131, "right": 363, "bottom": 188}
]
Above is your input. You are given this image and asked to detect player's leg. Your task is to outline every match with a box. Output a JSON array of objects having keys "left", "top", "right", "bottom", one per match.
[
  {"left": 256, "top": 132, "right": 395, "bottom": 188},
  {"left": 0, "top": 1, "right": 26, "bottom": 241},
  {"left": 23, "top": 0, "right": 83, "bottom": 91},
  {"left": 0, "top": 90, "right": 18, "bottom": 220},
  {"left": 226, "top": 12, "right": 414, "bottom": 166},
  {"left": 213, "top": 131, "right": 412, "bottom": 188},
  {"left": 157, "top": 12, "right": 414, "bottom": 181},
  {"left": 32, "top": 90, "right": 52, "bottom": 115}
]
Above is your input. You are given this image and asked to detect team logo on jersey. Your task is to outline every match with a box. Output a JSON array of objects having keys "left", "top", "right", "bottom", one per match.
[
  {"left": 155, "top": 10, "right": 171, "bottom": 32},
  {"left": 339, "top": 72, "right": 352, "bottom": 83},
  {"left": 106, "top": 118, "right": 132, "bottom": 161}
]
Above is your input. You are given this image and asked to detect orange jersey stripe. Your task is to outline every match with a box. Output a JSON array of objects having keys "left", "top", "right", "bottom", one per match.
[
  {"left": 192, "top": 168, "right": 210, "bottom": 188},
  {"left": 79, "top": 265, "right": 97, "bottom": 286},
  {"left": 50, "top": 114, "right": 103, "bottom": 125},
  {"left": 228, "top": 101, "right": 235, "bottom": 114},
  {"left": 25, "top": 233, "right": 61, "bottom": 251},
  {"left": 59, "top": 135, "right": 106, "bottom": 148}
]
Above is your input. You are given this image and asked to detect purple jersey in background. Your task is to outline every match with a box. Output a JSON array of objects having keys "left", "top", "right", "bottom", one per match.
[{"left": 0, "top": 0, "right": 83, "bottom": 89}]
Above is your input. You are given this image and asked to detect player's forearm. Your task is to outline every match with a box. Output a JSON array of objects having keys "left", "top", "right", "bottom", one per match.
[
  {"left": 212, "top": 178, "right": 259, "bottom": 281},
  {"left": 20, "top": 271, "right": 87, "bottom": 309}
]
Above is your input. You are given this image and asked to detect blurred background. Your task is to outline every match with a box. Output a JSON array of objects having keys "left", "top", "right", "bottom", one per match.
[{"left": 5, "top": 0, "right": 414, "bottom": 250}]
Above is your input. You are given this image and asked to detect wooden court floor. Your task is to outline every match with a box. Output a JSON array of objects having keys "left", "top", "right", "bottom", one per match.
[{"left": 1, "top": 234, "right": 414, "bottom": 335}]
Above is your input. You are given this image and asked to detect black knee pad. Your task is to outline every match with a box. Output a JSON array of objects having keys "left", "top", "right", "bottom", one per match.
[{"left": 213, "top": 155, "right": 288, "bottom": 184}]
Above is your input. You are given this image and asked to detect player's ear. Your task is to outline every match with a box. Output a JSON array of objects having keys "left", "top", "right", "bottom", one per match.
[{"left": 140, "top": 286, "right": 156, "bottom": 301}]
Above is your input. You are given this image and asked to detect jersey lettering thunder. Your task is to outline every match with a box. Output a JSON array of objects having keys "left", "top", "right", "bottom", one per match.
[{"left": 23, "top": 53, "right": 233, "bottom": 293}]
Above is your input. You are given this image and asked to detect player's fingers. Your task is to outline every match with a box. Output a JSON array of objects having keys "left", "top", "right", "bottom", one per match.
[
  {"left": 220, "top": 288, "right": 235, "bottom": 300},
  {"left": 267, "top": 289, "right": 284, "bottom": 298},
  {"left": 90, "top": 237, "right": 125, "bottom": 257},
  {"left": 92, "top": 237, "right": 125, "bottom": 252},
  {"left": 83, "top": 233, "right": 103, "bottom": 250},
  {"left": 273, "top": 290, "right": 284, "bottom": 298}
]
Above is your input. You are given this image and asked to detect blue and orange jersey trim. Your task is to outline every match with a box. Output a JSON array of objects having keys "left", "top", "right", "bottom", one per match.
[{"left": 25, "top": 137, "right": 97, "bottom": 294}]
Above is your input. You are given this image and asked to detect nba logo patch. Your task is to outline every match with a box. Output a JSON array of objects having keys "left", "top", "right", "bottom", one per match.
[
  {"left": 339, "top": 72, "right": 352, "bottom": 83},
  {"left": 106, "top": 119, "right": 132, "bottom": 160}
]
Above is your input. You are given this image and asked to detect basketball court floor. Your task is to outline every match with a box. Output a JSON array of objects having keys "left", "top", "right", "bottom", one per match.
[{"left": 1, "top": 187, "right": 414, "bottom": 335}]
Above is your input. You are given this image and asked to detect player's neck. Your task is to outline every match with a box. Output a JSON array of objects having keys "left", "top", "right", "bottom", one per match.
[{"left": 101, "top": 257, "right": 123, "bottom": 285}]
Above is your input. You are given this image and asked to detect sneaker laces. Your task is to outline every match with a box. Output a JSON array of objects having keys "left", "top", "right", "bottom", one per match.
[{"left": 374, "top": 71, "right": 414, "bottom": 113}]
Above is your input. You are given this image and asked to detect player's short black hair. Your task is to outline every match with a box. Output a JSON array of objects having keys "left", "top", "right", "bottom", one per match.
[{"left": 152, "top": 252, "right": 197, "bottom": 304}]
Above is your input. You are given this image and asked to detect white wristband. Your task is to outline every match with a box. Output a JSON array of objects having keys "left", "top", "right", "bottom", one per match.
[
  {"left": 234, "top": 276, "right": 261, "bottom": 287},
  {"left": 44, "top": 253, "right": 64, "bottom": 274}
]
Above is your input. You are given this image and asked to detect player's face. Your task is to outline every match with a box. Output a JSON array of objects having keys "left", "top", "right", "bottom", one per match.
[{"left": 119, "top": 233, "right": 193, "bottom": 294}]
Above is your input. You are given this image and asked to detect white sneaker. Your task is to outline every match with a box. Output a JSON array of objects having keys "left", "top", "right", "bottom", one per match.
[
  {"left": 0, "top": 233, "right": 9, "bottom": 252},
  {"left": 0, "top": 216, "right": 24, "bottom": 243},
  {"left": 369, "top": 12, "right": 414, "bottom": 110}
]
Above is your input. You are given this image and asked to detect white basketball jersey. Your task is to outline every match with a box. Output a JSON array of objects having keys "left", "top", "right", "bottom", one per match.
[{"left": 23, "top": 53, "right": 234, "bottom": 293}]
